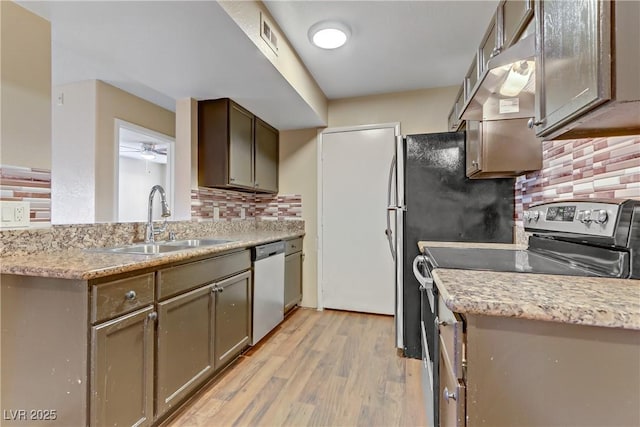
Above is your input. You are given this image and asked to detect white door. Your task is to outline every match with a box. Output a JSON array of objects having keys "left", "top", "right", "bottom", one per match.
[{"left": 321, "top": 126, "right": 396, "bottom": 315}]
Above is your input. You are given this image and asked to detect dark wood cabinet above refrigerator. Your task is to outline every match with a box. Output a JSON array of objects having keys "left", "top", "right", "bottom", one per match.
[
  {"left": 465, "top": 118, "right": 541, "bottom": 179},
  {"left": 198, "top": 98, "right": 279, "bottom": 194}
]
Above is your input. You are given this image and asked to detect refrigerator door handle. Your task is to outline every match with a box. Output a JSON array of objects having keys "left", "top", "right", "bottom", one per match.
[{"left": 385, "top": 155, "right": 397, "bottom": 260}]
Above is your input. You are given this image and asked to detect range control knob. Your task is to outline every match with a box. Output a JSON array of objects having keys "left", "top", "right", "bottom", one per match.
[
  {"left": 523, "top": 211, "right": 531, "bottom": 221},
  {"left": 591, "top": 209, "right": 608, "bottom": 224},
  {"left": 531, "top": 210, "right": 540, "bottom": 221},
  {"left": 578, "top": 210, "right": 592, "bottom": 224}
]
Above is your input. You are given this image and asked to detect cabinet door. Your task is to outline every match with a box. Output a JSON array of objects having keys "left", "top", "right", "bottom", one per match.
[
  {"left": 501, "top": 0, "right": 534, "bottom": 48},
  {"left": 91, "top": 306, "right": 155, "bottom": 427},
  {"left": 479, "top": 13, "right": 498, "bottom": 74},
  {"left": 254, "top": 118, "right": 279, "bottom": 193},
  {"left": 214, "top": 271, "right": 252, "bottom": 370},
  {"left": 439, "top": 349, "right": 466, "bottom": 427},
  {"left": 229, "top": 102, "right": 254, "bottom": 188},
  {"left": 156, "top": 285, "right": 215, "bottom": 417},
  {"left": 534, "top": 0, "right": 611, "bottom": 136},
  {"left": 284, "top": 252, "right": 302, "bottom": 313},
  {"left": 465, "top": 120, "right": 481, "bottom": 176},
  {"left": 464, "top": 55, "right": 479, "bottom": 101}
]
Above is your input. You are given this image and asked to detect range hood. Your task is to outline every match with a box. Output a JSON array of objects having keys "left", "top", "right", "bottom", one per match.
[{"left": 461, "top": 33, "right": 536, "bottom": 122}]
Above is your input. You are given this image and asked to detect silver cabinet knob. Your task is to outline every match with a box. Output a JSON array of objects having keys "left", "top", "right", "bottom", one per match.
[
  {"left": 147, "top": 312, "right": 157, "bottom": 321},
  {"left": 527, "top": 118, "right": 545, "bottom": 128},
  {"left": 229, "top": 177, "right": 236, "bottom": 182},
  {"left": 443, "top": 387, "right": 457, "bottom": 402},
  {"left": 125, "top": 290, "right": 137, "bottom": 301}
]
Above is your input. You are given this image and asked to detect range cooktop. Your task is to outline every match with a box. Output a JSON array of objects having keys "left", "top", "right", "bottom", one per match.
[{"left": 422, "top": 247, "right": 608, "bottom": 278}]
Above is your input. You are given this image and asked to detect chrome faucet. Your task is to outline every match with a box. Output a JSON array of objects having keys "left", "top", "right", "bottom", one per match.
[{"left": 145, "top": 185, "right": 171, "bottom": 243}]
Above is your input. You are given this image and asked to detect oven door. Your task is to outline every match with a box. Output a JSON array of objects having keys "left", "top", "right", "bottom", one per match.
[{"left": 413, "top": 254, "right": 439, "bottom": 427}]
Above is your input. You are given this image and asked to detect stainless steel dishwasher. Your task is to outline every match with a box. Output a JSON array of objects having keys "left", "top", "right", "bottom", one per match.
[{"left": 251, "top": 241, "right": 285, "bottom": 345}]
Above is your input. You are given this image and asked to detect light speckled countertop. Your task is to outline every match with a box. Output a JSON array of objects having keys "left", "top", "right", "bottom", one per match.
[
  {"left": 1, "top": 230, "right": 303, "bottom": 281},
  {"left": 419, "top": 241, "right": 640, "bottom": 330}
]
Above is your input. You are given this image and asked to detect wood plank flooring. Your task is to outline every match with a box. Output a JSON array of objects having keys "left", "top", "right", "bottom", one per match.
[{"left": 167, "top": 308, "right": 426, "bottom": 427}]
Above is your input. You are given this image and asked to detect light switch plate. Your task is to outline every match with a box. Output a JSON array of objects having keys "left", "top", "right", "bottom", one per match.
[{"left": 0, "top": 201, "right": 30, "bottom": 228}]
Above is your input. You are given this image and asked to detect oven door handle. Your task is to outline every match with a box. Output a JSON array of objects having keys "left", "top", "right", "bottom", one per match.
[{"left": 413, "top": 255, "right": 434, "bottom": 290}]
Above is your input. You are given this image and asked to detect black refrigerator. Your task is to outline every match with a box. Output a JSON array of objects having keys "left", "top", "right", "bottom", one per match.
[{"left": 396, "top": 132, "right": 514, "bottom": 359}]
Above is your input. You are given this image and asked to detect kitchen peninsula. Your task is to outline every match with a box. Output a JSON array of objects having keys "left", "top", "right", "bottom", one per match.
[{"left": 1, "top": 218, "right": 304, "bottom": 427}]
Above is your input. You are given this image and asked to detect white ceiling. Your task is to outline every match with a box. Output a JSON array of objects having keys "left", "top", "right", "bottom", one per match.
[
  {"left": 265, "top": 0, "right": 499, "bottom": 100},
  {"left": 19, "top": 0, "right": 498, "bottom": 130}
]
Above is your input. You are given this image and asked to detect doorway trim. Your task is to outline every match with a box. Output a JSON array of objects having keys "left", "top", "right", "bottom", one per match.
[
  {"left": 114, "top": 119, "right": 176, "bottom": 222},
  {"left": 316, "top": 122, "right": 400, "bottom": 311}
]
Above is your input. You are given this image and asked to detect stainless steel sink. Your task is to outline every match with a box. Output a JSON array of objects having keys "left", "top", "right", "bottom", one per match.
[
  {"left": 91, "top": 238, "right": 233, "bottom": 255},
  {"left": 97, "top": 243, "right": 190, "bottom": 254},
  {"left": 162, "top": 238, "right": 232, "bottom": 247}
]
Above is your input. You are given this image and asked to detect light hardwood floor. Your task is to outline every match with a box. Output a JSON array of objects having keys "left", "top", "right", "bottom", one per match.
[{"left": 167, "top": 308, "right": 427, "bottom": 427}]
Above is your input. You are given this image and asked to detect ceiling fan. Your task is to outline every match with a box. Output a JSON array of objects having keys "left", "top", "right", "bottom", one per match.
[{"left": 119, "top": 141, "right": 167, "bottom": 160}]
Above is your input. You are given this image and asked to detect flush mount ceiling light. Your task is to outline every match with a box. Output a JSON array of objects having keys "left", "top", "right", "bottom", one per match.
[{"left": 308, "top": 21, "right": 351, "bottom": 49}]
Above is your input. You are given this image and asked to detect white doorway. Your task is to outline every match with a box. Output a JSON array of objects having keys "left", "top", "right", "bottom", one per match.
[
  {"left": 115, "top": 120, "right": 175, "bottom": 222},
  {"left": 318, "top": 124, "right": 398, "bottom": 315}
]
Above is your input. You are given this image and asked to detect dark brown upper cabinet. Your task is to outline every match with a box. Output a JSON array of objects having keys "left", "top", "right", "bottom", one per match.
[
  {"left": 254, "top": 118, "right": 279, "bottom": 193},
  {"left": 198, "top": 98, "right": 279, "bottom": 194}
]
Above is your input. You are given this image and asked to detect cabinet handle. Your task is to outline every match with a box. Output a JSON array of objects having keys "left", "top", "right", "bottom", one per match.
[
  {"left": 125, "top": 290, "right": 137, "bottom": 301},
  {"left": 147, "top": 311, "right": 157, "bottom": 321},
  {"left": 443, "top": 387, "right": 457, "bottom": 402},
  {"left": 229, "top": 177, "right": 236, "bottom": 182},
  {"left": 211, "top": 286, "right": 224, "bottom": 293},
  {"left": 255, "top": 182, "right": 260, "bottom": 188},
  {"left": 527, "top": 118, "right": 544, "bottom": 128},
  {"left": 489, "top": 47, "right": 502, "bottom": 59},
  {"left": 471, "top": 160, "right": 478, "bottom": 167}
]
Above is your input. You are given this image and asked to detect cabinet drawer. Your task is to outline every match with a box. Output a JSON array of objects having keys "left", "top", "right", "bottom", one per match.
[
  {"left": 91, "top": 273, "right": 154, "bottom": 323},
  {"left": 285, "top": 237, "right": 303, "bottom": 255},
  {"left": 439, "top": 346, "right": 466, "bottom": 427},
  {"left": 157, "top": 250, "right": 250, "bottom": 300},
  {"left": 438, "top": 300, "right": 464, "bottom": 380}
]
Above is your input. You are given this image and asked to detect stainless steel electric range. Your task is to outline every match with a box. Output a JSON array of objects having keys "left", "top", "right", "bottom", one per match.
[{"left": 413, "top": 199, "right": 640, "bottom": 427}]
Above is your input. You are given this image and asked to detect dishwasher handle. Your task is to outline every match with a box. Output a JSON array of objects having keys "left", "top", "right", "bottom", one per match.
[{"left": 253, "top": 241, "right": 286, "bottom": 261}]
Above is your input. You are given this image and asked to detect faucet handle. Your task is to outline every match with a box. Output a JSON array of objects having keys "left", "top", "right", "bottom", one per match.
[{"left": 169, "top": 231, "right": 176, "bottom": 241}]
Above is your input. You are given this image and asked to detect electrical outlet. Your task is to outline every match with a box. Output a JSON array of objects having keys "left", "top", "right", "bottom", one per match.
[
  {"left": 213, "top": 207, "right": 220, "bottom": 221},
  {"left": 15, "top": 206, "right": 25, "bottom": 222},
  {"left": 240, "top": 207, "right": 246, "bottom": 219},
  {"left": 0, "top": 201, "right": 30, "bottom": 228}
]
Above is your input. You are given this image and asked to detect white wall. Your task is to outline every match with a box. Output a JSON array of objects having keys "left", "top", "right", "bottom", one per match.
[
  {"left": 51, "top": 80, "right": 177, "bottom": 223},
  {"left": 52, "top": 81, "right": 97, "bottom": 223},
  {"left": 0, "top": 1, "right": 51, "bottom": 169},
  {"left": 118, "top": 157, "right": 167, "bottom": 222}
]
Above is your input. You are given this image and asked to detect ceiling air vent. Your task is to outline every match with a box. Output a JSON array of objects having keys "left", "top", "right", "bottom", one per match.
[{"left": 260, "top": 12, "right": 279, "bottom": 55}]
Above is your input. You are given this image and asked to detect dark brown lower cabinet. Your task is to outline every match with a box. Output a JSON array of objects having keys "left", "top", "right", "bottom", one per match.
[
  {"left": 156, "top": 285, "right": 215, "bottom": 418},
  {"left": 284, "top": 251, "right": 302, "bottom": 313},
  {"left": 91, "top": 306, "right": 155, "bottom": 427},
  {"left": 214, "top": 271, "right": 252, "bottom": 369}
]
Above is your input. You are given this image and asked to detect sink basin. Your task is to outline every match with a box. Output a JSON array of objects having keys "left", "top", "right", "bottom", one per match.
[
  {"left": 94, "top": 244, "right": 190, "bottom": 255},
  {"left": 163, "top": 239, "right": 232, "bottom": 247},
  {"left": 91, "top": 238, "right": 233, "bottom": 255}
]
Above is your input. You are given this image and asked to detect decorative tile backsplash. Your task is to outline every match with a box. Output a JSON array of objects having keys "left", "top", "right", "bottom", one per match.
[
  {"left": 0, "top": 164, "right": 51, "bottom": 224},
  {"left": 515, "top": 135, "right": 640, "bottom": 225},
  {"left": 191, "top": 187, "right": 302, "bottom": 221}
]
